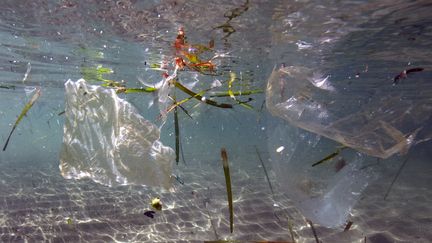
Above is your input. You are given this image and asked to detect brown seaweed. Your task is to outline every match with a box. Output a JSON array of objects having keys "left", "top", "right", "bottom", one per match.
[{"left": 221, "top": 148, "right": 234, "bottom": 233}]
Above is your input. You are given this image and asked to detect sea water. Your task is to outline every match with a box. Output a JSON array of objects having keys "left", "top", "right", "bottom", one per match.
[{"left": 0, "top": 1, "right": 431, "bottom": 242}]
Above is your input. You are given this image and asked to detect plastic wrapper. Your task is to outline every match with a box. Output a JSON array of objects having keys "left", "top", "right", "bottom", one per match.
[{"left": 59, "top": 79, "right": 174, "bottom": 189}]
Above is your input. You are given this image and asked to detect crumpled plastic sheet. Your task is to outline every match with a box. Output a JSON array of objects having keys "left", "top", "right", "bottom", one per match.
[
  {"left": 264, "top": 64, "right": 432, "bottom": 228},
  {"left": 266, "top": 65, "right": 432, "bottom": 159},
  {"left": 59, "top": 79, "right": 174, "bottom": 189}
]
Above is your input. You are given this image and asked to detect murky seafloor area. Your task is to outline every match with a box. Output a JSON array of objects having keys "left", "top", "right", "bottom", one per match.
[{"left": 0, "top": 1, "right": 431, "bottom": 242}]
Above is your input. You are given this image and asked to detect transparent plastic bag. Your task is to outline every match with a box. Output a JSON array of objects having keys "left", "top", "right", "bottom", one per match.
[
  {"left": 59, "top": 79, "right": 174, "bottom": 189},
  {"left": 267, "top": 120, "right": 378, "bottom": 228},
  {"left": 266, "top": 65, "right": 431, "bottom": 159},
  {"left": 265, "top": 64, "right": 432, "bottom": 227}
]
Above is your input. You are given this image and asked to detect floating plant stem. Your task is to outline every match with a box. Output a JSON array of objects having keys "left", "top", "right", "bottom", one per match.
[
  {"left": 228, "top": 72, "right": 237, "bottom": 100},
  {"left": 306, "top": 219, "right": 320, "bottom": 243},
  {"left": 0, "top": 84, "right": 16, "bottom": 89},
  {"left": 384, "top": 154, "right": 411, "bottom": 200},
  {"left": 116, "top": 87, "right": 157, "bottom": 94},
  {"left": 209, "top": 89, "right": 263, "bottom": 97},
  {"left": 221, "top": 148, "right": 234, "bottom": 233},
  {"left": 173, "top": 80, "right": 232, "bottom": 109},
  {"left": 311, "top": 145, "right": 347, "bottom": 167},
  {"left": 177, "top": 104, "right": 193, "bottom": 119},
  {"left": 235, "top": 98, "right": 254, "bottom": 110},
  {"left": 287, "top": 217, "right": 297, "bottom": 243},
  {"left": 3, "top": 88, "right": 41, "bottom": 151},
  {"left": 255, "top": 146, "right": 274, "bottom": 196},
  {"left": 179, "top": 137, "right": 187, "bottom": 165},
  {"left": 226, "top": 72, "right": 254, "bottom": 110},
  {"left": 166, "top": 89, "right": 208, "bottom": 115},
  {"left": 204, "top": 202, "right": 219, "bottom": 240},
  {"left": 174, "top": 102, "right": 180, "bottom": 165}
]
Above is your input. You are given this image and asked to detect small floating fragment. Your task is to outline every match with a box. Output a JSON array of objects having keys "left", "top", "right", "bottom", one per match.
[
  {"left": 66, "top": 217, "right": 73, "bottom": 225},
  {"left": 151, "top": 197, "right": 162, "bottom": 211},
  {"left": 143, "top": 210, "right": 156, "bottom": 218},
  {"left": 276, "top": 146, "right": 285, "bottom": 153},
  {"left": 343, "top": 221, "right": 353, "bottom": 231},
  {"left": 172, "top": 174, "right": 185, "bottom": 185},
  {"left": 22, "top": 62, "right": 31, "bottom": 83},
  {"left": 393, "top": 67, "right": 424, "bottom": 84}
]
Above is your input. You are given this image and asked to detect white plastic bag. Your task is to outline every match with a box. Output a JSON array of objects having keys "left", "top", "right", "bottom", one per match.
[{"left": 59, "top": 79, "right": 174, "bottom": 189}]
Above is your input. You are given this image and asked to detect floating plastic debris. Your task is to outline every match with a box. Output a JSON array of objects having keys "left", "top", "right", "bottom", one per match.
[
  {"left": 276, "top": 146, "right": 284, "bottom": 153},
  {"left": 59, "top": 79, "right": 174, "bottom": 189}
]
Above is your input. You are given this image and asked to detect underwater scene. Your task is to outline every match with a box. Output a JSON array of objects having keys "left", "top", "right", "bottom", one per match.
[{"left": 0, "top": 0, "right": 431, "bottom": 242}]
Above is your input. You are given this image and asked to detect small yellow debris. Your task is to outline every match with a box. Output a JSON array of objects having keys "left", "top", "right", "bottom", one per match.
[{"left": 151, "top": 197, "right": 162, "bottom": 211}]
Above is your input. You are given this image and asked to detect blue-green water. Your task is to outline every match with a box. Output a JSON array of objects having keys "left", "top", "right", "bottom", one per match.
[{"left": 0, "top": 1, "right": 431, "bottom": 242}]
